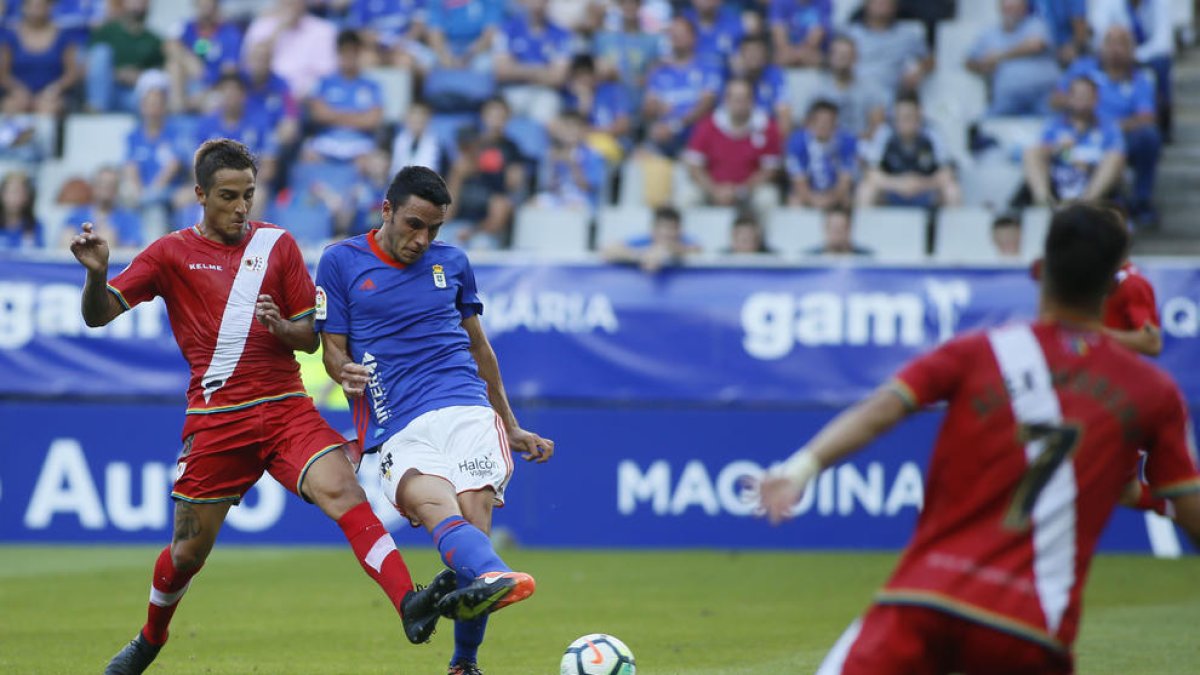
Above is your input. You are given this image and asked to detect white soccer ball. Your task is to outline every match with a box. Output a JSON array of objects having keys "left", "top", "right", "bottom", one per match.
[{"left": 560, "top": 633, "right": 636, "bottom": 675}]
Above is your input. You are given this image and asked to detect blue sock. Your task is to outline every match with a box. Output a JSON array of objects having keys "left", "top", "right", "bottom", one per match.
[
  {"left": 451, "top": 572, "right": 489, "bottom": 665},
  {"left": 431, "top": 516, "right": 510, "bottom": 580}
]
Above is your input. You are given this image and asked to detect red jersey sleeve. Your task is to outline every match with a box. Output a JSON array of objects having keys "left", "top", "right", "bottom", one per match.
[
  {"left": 1120, "top": 275, "right": 1159, "bottom": 329},
  {"left": 1144, "top": 386, "right": 1200, "bottom": 499},
  {"left": 106, "top": 240, "right": 164, "bottom": 310},
  {"left": 890, "top": 335, "right": 974, "bottom": 410},
  {"left": 275, "top": 232, "right": 317, "bottom": 320}
]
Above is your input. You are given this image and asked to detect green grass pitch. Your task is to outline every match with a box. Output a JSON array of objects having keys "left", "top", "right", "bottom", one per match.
[{"left": 0, "top": 547, "right": 1197, "bottom": 674}]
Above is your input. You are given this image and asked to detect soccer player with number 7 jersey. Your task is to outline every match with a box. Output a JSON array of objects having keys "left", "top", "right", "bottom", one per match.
[
  {"left": 758, "top": 202, "right": 1200, "bottom": 674},
  {"left": 71, "top": 140, "right": 456, "bottom": 675}
]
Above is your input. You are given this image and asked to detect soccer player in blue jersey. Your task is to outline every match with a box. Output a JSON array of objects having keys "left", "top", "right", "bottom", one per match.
[{"left": 315, "top": 165, "right": 554, "bottom": 675}]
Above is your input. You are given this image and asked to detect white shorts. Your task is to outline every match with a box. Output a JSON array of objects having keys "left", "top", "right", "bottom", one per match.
[{"left": 379, "top": 405, "right": 514, "bottom": 517}]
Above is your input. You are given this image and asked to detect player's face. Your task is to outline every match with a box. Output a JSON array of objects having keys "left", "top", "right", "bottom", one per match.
[
  {"left": 383, "top": 196, "right": 447, "bottom": 264},
  {"left": 197, "top": 168, "right": 255, "bottom": 244}
]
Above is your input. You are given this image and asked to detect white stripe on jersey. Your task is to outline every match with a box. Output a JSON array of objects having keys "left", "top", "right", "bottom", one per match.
[
  {"left": 201, "top": 227, "right": 287, "bottom": 403},
  {"left": 987, "top": 324, "right": 1076, "bottom": 635}
]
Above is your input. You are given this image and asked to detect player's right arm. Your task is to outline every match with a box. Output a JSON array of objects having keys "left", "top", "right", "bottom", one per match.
[{"left": 70, "top": 222, "right": 124, "bottom": 327}]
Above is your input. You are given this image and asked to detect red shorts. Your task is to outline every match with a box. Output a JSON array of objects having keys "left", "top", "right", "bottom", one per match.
[
  {"left": 820, "top": 604, "right": 1073, "bottom": 675},
  {"left": 172, "top": 395, "right": 346, "bottom": 504}
]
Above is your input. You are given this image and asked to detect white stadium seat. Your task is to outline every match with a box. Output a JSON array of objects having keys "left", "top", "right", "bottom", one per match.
[
  {"left": 960, "top": 160, "right": 1025, "bottom": 209},
  {"left": 852, "top": 207, "right": 927, "bottom": 262},
  {"left": 681, "top": 206, "right": 736, "bottom": 253},
  {"left": 764, "top": 207, "right": 823, "bottom": 256},
  {"left": 978, "top": 116, "right": 1046, "bottom": 159},
  {"left": 511, "top": 206, "right": 590, "bottom": 254},
  {"left": 1020, "top": 207, "right": 1053, "bottom": 260},
  {"left": 935, "top": 21, "right": 982, "bottom": 74},
  {"left": 596, "top": 206, "right": 653, "bottom": 249},
  {"left": 933, "top": 206, "right": 1002, "bottom": 263},
  {"left": 63, "top": 113, "right": 136, "bottom": 176},
  {"left": 364, "top": 67, "right": 413, "bottom": 125},
  {"left": 784, "top": 68, "right": 821, "bottom": 123}
]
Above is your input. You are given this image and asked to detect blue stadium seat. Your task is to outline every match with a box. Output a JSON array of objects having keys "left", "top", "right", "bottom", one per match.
[
  {"left": 266, "top": 200, "right": 333, "bottom": 247},
  {"left": 428, "top": 112, "right": 478, "bottom": 162},
  {"left": 505, "top": 116, "right": 550, "bottom": 163}
]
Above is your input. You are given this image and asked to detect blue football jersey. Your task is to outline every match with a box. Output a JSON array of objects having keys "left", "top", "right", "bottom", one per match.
[{"left": 314, "top": 233, "right": 489, "bottom": 447}]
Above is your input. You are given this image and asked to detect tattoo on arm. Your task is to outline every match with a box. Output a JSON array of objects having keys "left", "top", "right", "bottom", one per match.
[{"left": 173, "top": 502, "right": 202, "bottom": 543}]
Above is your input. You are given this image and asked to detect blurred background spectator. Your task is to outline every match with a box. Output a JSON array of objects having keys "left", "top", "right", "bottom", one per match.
[
  {"left": 0, "top": 170, "right": 41, "bottom": 250},
  {"left": 389, "top": 99, "right": 446, "bottom": 176},
  {"left": 63, "top": 165, "right": 143, "bottom": 250},
  {"left": 426, "top": 0, "right": 502, "bottom": 70},
  {"left": 303, "top": 29, "right": 382, "bottom": 163},
  {"left": 603, "top": 204, "right": 700, "bottom": 273},
  {"left": 165, "top": 0, "right": 244, "bottom": 113},
  {"left": 724, "top": 210, "right": 774, "bottom": 254},
  {"left": 642, "top": 16, "right": 721, "bottom": 158},
  {"left": 86, "top": 0, "right": 164, "bottom": 112},
  {"left": 342, "top": 0, "right": 433, "bottom": 71},
  {"left": 122, "top": 70, "right": 185, "bottom": 228},
  {"left": 768, "top": 0, "right": 831, "bottom": 68},
  {"left": 243, "top": 0, "right": 336, "bottom": 100},
  {"left": 786, "top": 99, "right": 857, "bottom": 209},
  {"left": 805, "top": 34, "right": 886, "bottom": 139},
  {"left": 1030, "top": 0, "right": 1089, "bottom": 65},
  {"left": 857, "top": 94, "right": 960, "bottom": 207},
  {"left": 1089, "top": 0, "right": 1173, "bottom": 137},
  {"left": 682, "top": 77, "right": 781, "bottom": 208},
  {"left": 846, "top": 0, "right": 930, "bottom": 99},
  {"left": 731, "top": 33, "right": 792, "bottom": 137},
  {"left": 559, "top": 54, "right": 633, "bottom": 163},
  {"left": 807, "top": 206, "right": 871, "bottom": 257},
  {"left": 0, "top": 0, "right": 83, "bottom": 115},
  {"left": 494, "top": 0, "right": 572, "bottom": 124},
  {"left": 991, "top": 211, "right": 1022, "bottom": 258},
  {"left": 966, "top": 0, "right": 1058, "bottom": 117},
  {"left": 681, "top": 0, "right": 744, "bottom": 71},
  {"left": 535, "top": 110, "right": 606, "bottom": 212}
]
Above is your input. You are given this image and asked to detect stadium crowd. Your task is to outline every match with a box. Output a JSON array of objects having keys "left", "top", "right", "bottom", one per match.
[{"left": 0, "top": 0, "right": 1182, "bottom": 260}]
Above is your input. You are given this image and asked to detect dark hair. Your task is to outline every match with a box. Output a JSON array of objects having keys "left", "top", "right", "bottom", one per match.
[
  {"left": 559, "top": 109, "right": 587, "bottom": 125},
  {"left": 830, "top": 33, "right": 856, "bottom": 49},
  {"left": 807, "top": 99, "right": 840, "bottom": 119},
  {"left": 894, "top": 92, "right": 921, "bottom": 109},
  {"left": 992, "top": 212, "right": 1021, "bottom": 230},
  {"left": 386, "top": 165, "right": 452, "bottom": 210},
  {"left": 0, "top": 171, "right": 36, "bottom": 234},
  {"left": 215, "top": 72, "right": 247, "bottom": 90},
  {"left": 455, "top": 126, "right": 480, "bottom": 150},
  {"left": 337, "top": 29, "right": 363, "bottom": 49},
  {"left": 569, "top": 53, "right": 596, "bottom": 74},
  {"left": 482, "top": 96, "right": 510, "bottom": 113},
  {"left": 740, "top": 33, "right": 769, "bottom": 50},
  {"left": 1069, "top": 75, "right": 1099, "bottom": 93},
  {"left": 824, "top": 205, "right": 852, "bottom": 222},
  {"left": 733, "top": 210, "right": 759, "bottom": 228},
  {"left": 1042, "top": 202, "right": 1129, "bottom": 311},
  {"left": 194, "top": 138, "right": 257, "bottom": 193},
  {"left": 653, "top": 205, "right": 681, "bottom": 225}
]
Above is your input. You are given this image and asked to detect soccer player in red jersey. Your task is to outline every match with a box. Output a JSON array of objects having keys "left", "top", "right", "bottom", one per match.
[
  {"left": 758, "top": 202, "right": 1200, "bottom": 674},
  {"left": 71, "top": 139, "right": 454, "bottom": 674},
  {"left": 1103, "top": 257, "right": 1162, "bottom": 357}
]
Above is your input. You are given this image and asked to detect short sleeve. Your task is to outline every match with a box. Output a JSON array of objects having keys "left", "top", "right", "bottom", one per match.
[
  {"left": 1145, "top": 388, "right": 1200, "bottom": 498},
  {"left": 1123, "top": 276, "right": 1160, "bottom": 329},
  {"left": 275, "top": 232, "right": 317, "bottom": 320},
  {"left": 890, "top": 335, "right": 973, "bottom": 409},
  {"left": 314, "top": 246, "right": 350, "bottom": 334},
  {"left": 456, "top": 255, "right": 483, "bottom": 319},
  {"left": 107, "top": 240, "right": 164, "bottom": 310}
]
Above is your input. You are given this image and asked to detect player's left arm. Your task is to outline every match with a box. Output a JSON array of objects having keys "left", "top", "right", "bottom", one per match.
[
  {"left": 1105, "top": 323, "right": 1162, "bottom": 357},
  {"left": 462, "top": 314, "right": 554, "bottom": 463}
]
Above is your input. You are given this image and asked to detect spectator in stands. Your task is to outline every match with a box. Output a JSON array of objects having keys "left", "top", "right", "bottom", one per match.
[
  {"left": 1089, "top": 0, "right": 1173, "bottom": 137},
  {"left": 560, "top": 54, "right": 633, "bottom": 162},
  {"left": 0, "top": 0, "right": 83, "bottom": 115},
  {"left": 807, "top": 206, "right": 872, "bottom": 257},
  {"left": 966, "top": 0, "right": 1059, "bottom": 117},
  {"left": 195, "top": 73, "right": 278, "bottom": 212},
  {"left": 857, "top": 94, "right": 960, "bottom": 208},
  {"left": 426, "top": 0, "right": 502, "bottom": 70},
  {"left": 1030, "top": 0, "right": 1088, "bottom": 65},
  {"left": 991, "top": 212, "right": 1022, "bottom": 258},
  {"left": 845, "top": 0, "right": 930, "bottom": 98},
  {"left": 1022, "top": 76, "right": 1125, "bottom": 206},
  {"left": 122, "top": 71, "right": 185, "bottom": 217},
  {"left": 243, "top": 41, "right": 300, "bottom": 148},
  {"left": 682, "top": 0, "right": 745, "bottom": 71},
  {"left": 732, "top": 33, "right": 792, "bottom": 138},
  {"left": 165, "top": 0, "right": 244, "bottom": 113},
  {"left": 442, "top": 126, "right": 515, "bottom": 250},
  {"left": 768, "top": 0, "right": 830, "bottom": 68},
  {"left": 64, "top": 165, "right": 143, "bottom": 249},
  {"left": 494, "top": 0, "right": 573, "bottom": 124},
  {"left": 787, "top": 100, "right": 857, "bottom": 210},
  {"left": 602, "top": 205, "right": 701, "bottom": 273},
  {"left": 593, "top": 0, "right": 662, "bottom": 111},
  {"left": 683, "top": 77, "right": 782, "bottom": 208},
  {"left": 1059, "top": 26, "right": 1160, "bottom": 223},
  {"left": 642, "top": 16, "right": 723, "bottom": 158},
  {"left": 243, "top": 0, "right": 337, "bottom": 99},
  {"left": 477, "top": 95, "right": 528, "bottom": 196},
  {"left": 806, "top": 35, "right": 887, "bottom": 139},
  {"left": 0, "top": 170, "right": 42, "bottom": 250},
  {"left": 2, "top": 0, "right": 102, "bottom": 45},
  {"left": 390, "top": 100, "right": 446, "bottom": 176},
  {"left": 0, "top": 115, "right": 43, "bottom": 163},
  {"left": 304, "top": 29, "right": 383, "bottom": 163},
  {"left": 343, "top": 0, "right": 434, "bottom": 71},
  {"left": 535, "top": 110, "right": 607, "bottom": 211},
  {"left": 86, "top": 0, "right": 165, "bottom": 113},
  {"left": 724, "top": 210, "right": 774, "bottom": 255},
  {"left": 326, "top": 147, "right": 392, "bottom": 237}
]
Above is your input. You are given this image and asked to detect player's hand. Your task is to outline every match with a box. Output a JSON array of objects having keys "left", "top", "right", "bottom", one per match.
[
  {"left": 508, "top": 427, "right": 554, "bottom": 463},
  {"left": 69, "top": 222, "right": 110, "bottom": 274},
  {"left": 255, "top": 294, "right": 288, "bottom": 334},
  {"left": 340, "top": 362, "right": 371, "bottom": 398},
  {"left": 758, "top": 475, "right": 804, "bottom": 526}
]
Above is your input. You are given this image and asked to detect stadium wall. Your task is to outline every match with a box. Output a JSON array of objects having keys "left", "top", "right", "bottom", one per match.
[{"left": 2, "top": 257, "right": 1198, "bottom": 551}]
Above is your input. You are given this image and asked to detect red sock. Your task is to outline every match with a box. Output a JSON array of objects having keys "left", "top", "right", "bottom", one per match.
[
  {"left": 142, "top": 546, "right": 201, "bottom": 646},
  {"left": 338, "top": 502, "right": 415, "bottom": 615}
]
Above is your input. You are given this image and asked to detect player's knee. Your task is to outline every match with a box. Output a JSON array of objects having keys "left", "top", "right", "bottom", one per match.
[{"left": 170, "top": 541, "right": 209, "bottom": 573}]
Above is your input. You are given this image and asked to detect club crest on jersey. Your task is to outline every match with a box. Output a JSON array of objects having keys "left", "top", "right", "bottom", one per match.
[
  {"left": 431, "top": 264, "right": 447, "bottom": 289},
  {"left": 315, "top": 286, "right": 328, "bottom": 320},
  {"left": 242, "top": 255, "right": 265, "bottom": 272}
]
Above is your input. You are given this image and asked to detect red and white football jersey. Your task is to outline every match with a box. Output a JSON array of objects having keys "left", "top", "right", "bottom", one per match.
[
  {"left": 880, "top": 321, "right": 1200, "bottom": 653},
  {"left": 107, "top": 222, "right": 316, "bottom": 423},
  {"left": 1102, "top": 261, "right": 1159, "bottom": 332}
]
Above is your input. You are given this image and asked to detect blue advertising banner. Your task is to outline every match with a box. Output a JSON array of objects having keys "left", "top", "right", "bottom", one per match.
[
  {"left": 2, "top": 257, "right": 1200, "bottom": 404},
  {"left": 0, "top": 402, "right": 1185, "bottom": 552}
]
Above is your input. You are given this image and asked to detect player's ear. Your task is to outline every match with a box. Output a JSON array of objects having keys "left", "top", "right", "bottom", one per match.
[
  {"left": 194, "top": 183, "right": 205, "bottom": 205},
  {"left": 380, "top": 199, "right": 392, "bottom": 226}
]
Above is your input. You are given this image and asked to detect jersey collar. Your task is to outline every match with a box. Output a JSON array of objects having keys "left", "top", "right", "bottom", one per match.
[{"left": 369, "top": 229, "right": 407, "bottom": 269}]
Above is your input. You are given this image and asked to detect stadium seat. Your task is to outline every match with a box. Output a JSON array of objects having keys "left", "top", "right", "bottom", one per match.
[
  {"left": 935, "top": 21, "right": 982, "bottom": 75},
  {"left": 511, "top": 205, "right": 590, "bottom": 254},
  {"left": 681, "top": 206, "right": 736, "bottom": 253},
  {"left": 933, "top": 206, "right": 1001, "bottom": 262},
  {"left": 960, "top": 159, "right": 1024, "bottom": 209},
  {"left": 364, "top": 67, "right": 413, "bottom": 125},
  {"left": 596, "top": 205, "right": 653, "bottom": 249},
  {"left": 1020, "top": 207, "right": 1052, "bottom": 260},
  {"left": 616, "top": 159, "right": 644, "bottom": 207},
  {"left": 428, "top": 112, "right": 477, "bottom": 162},
  {"left": 764, "top": 207, "right": 823, "bottom": 256},
  {"left": 266, "top": 200, "right": 333, "bottom": 247},
  {"left": 852, "top": 207, "right": 928, "bottom": 262},
  {"left": 977, "top": 116, "right": 1045, "bottom": 161},
  {"left": 957, "top": 0, "right": 1000, "bottom": 25},
  {"left": 33, "top": 159, "right": 71, "bottom": 221},
  {"left": 921, "top": 70, "right": 987, "bottom": 130},
  {"left": 672, "top": 162, "right": 703, "bottom": 207},
  {"left": 62, "top": 114, "right": 135, "bottom": 176},
  {"left": 832, "top": 0, "right": 857, "bottom": 26}
]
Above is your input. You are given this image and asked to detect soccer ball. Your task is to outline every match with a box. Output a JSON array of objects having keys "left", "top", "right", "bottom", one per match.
[{"left": 560, "top": 634, "right": 636, "bottom": 675}]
